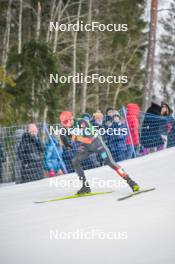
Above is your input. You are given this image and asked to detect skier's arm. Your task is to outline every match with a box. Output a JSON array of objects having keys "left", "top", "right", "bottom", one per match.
[
  {"left": 71, "top": 119, "right": 94, "bottom": 144},
  {"left": 60, "top": 134, "right": 73, "bottom": 149},
  {"left": 72, "top": 135, "right": 93, "bottom": 144}
]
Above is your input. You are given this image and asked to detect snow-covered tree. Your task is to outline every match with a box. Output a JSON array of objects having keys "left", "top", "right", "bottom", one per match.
[{"left": 159, "top": 0, "right": 175, "bottom": 112}]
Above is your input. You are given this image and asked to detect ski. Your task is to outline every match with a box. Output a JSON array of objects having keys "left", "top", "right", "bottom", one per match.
[
  {"left": 35, "top": 191, "right": 115, "bottom": 204},
  {"left": 117, "top": 187, "right": 155, "bottom": 201}
]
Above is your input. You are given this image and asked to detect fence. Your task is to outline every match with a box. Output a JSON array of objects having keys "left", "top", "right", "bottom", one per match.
[{"left": 0, "top": 108, "right": 175, "bottom": 183}]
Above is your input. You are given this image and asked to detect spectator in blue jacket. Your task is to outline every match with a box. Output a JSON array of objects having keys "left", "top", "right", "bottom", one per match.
[
  {"left": 106, "top": 112, "right": 128, "bottom": 162},
  {"left": 44, "top": 135, "right": 64, "bottom": 177}
]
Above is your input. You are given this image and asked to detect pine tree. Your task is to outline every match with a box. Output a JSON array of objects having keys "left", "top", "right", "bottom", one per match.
[
  {"left": 0, "top": 0, "right": 148, "bottom": 123},
  {"left": 7, "top": 40, "right": 62, "bottom": 123},
  {"left": 159, "top": 0, "right": 175, "bottom": 109}
]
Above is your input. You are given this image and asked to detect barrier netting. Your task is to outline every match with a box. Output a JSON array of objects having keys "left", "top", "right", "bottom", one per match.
[{"left": 0, "top": 108, "right": 175, "bottom": 183}]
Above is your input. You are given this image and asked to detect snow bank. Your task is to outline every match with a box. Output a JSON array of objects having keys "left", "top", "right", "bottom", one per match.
[{"left": 0, "top": 147, "right": 175, "bottom": 264}]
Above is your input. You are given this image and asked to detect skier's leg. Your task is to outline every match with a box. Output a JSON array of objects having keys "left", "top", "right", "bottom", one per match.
[
  {"left": 72, "top": 145, "right": 91, "bottom": 193},
  {"left": 72, "top": 146, "right": 89, "bottom": 181},
  {"left": 94, "top": 137, "right": 139, "bottom": 191}
]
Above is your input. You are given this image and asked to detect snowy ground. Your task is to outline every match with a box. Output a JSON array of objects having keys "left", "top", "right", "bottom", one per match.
[{"left": 0, "top": 148, "right": 175, "bottom": 264}]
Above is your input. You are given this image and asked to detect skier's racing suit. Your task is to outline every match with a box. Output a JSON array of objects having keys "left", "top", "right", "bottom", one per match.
[{"left": 60, "top": 118, "right": 139, "bottom": 193}]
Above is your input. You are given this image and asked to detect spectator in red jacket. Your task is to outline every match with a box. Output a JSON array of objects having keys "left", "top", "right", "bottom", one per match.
[{"left": 125, "top": 103, "right": 140, "bottom": 158}]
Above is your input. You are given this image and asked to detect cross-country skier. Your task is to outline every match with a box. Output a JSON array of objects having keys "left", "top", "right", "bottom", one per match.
[{"left": 59, "top": 111, "right": 140, "bottom": 194}]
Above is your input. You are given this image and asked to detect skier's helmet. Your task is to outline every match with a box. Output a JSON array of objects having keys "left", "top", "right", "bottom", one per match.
[{"left": 59, "top": 111, "right": 73, "bottom": 127}]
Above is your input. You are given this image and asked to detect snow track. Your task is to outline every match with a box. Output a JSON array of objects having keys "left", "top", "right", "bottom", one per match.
[{"left": 0, "top": 148, "right": 175, "bottom": 264}]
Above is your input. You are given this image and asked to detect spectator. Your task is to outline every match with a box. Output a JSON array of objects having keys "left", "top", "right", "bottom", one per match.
[
  {"left": 44, "top": 135, "right": 64, "bottom": 177},
  {"left": 92, "top": 112, "right": 104, "bottom": 128},
  {"left": 0, "top": 143, "right": 6, "bottom": 183},
  {"left": 140, "top": 97, "right": 163, "bottom": 155},
  {"left": 125, "top": 103, "right": 140, "bottom": 158},
  {"left": 17, "top": 124, "right": 44, "bottom": 183},
  {"left": 104, "top": 107, "right": 114, "bottom": 126},
  {"left": 158, "top": 101, "right": 173, "bottom": 150},
  {"left": 106, "top": 112, "right": 128, "bottom": 162},
  {"left": 167, "top": 118, "right": 175, "bottom": 148},
  {"left": 15, "top": 129, "right": 24, "bottom": 184}
]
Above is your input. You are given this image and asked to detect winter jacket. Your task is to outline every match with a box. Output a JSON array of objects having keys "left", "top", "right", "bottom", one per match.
[
  {"left": 106, "top": 121, "right": 127, "bottom": 150},
  {"left": 104, "top": 115, "right": 113, "bottom": 127},
  {"left": 146, "top": 102, "right": 161, "bottom": 116},
  {"left": 17, "top": 132, "right": 44, "bottom": 182},
  {"left": 126, "top": 103, "right": 140, "bottom": 146},
  {"left": 167, "top": 118, "right": 175, "bottom": 148},
  {"left": 44, "top": 136, "right": 63, "bottom": 172},
  {"left": 140, "top": 103, "right": 163, "bottom": 148},
  {"left": 17, "top": 132, "right": 44, "bottom": 163}
]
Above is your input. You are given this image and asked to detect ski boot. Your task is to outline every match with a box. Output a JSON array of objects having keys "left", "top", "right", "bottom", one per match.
[
  {"left": 77, "top": 181, "right": 91, "bottom": 195},
  {"left": 126, "top": 177, "right": 140, "bottom": 192}
]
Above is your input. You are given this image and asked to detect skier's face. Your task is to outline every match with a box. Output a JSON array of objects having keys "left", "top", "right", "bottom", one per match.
[{"left": 62, "top": 117, "right": 74, "bottom": 128}]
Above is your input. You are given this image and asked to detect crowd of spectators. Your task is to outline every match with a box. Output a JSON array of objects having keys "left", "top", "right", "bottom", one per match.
[{"left": 0, "top": 99, "right": 175, "bottom": 183}]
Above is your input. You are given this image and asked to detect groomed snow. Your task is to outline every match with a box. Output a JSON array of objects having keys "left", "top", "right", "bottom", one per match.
[{"left": 0, "top": 147, "right": 175, "bottom": 264}]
